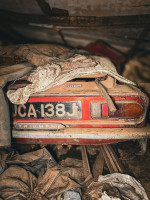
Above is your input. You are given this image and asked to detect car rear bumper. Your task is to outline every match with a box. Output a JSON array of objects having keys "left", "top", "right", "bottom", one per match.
[{"left": 12, "top": 124, "right": 150, "bottom": 145}]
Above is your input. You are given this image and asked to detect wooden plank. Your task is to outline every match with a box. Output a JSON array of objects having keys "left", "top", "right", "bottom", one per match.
[
  {"left": 100, "top": 146, "right": 115, "bottom": 173},
  {"left": 105, "top": 144, "right": 125, "bottom": 173},
  {"left": 36, "top": 0, "right": 52, "bottom": 16},
  {"left": 1, "top": 0, "right": 150, "bottom": 17},
  {"left": 0, "top": 10, "right": 150, "bottom": 28},
  {"left": 92, "top": 149, "right": 104, "bottom": 177},
  {"left": 101, "top": 144, "right": 125, "bottom": 173},
  {"left": 79, "top": 145, "right": 92, "bottom": 181},
  {"left": 47, "top": 0, "right": 150, "bottom": 17}
]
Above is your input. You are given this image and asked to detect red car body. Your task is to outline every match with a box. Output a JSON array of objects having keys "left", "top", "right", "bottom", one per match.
[{"left": 10, "top": 76, "right": 150, "bottom": 145}]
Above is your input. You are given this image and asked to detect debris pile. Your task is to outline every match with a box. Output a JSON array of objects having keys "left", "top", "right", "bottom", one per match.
[{"left": 0, "top": 145, "right": 149, "bottom": 200}]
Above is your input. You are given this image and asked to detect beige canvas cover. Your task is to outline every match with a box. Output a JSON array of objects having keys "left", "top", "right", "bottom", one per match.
[{"left": 0, "top": 44, "right": 135, "bottom": 105}]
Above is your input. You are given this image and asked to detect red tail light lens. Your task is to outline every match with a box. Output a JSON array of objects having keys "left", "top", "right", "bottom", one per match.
[{"left": 91, "top": 102, "right": 143, "bottom": 119}]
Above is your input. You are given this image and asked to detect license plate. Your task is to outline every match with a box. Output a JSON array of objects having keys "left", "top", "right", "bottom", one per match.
[{"left": 13, "top": 101, "right": 82, "bottom": 119}]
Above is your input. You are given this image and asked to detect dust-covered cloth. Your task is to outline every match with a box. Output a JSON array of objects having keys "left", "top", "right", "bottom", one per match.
[
  {"left": 0, "top": 44, "right": 135, "bottom": 105},
  {"left": 0, "top": 62, "right": 34, "bottom": 147},
  {"left": 0, "top": 148, "right": 82, "bottom": 199},
  {"left": 0, "top": 148, "right": 149, "bottom": 200},
  {"left": 98, "top": 173, "right": 149, "bottom": 200}
]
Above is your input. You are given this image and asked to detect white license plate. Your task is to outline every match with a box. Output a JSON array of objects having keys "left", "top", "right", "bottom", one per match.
[{"left": 13, "top": 101, "right": 82, "bottom": 119}]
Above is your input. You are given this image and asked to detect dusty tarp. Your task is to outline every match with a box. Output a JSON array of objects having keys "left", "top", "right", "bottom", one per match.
[
  {"left": 0, "top": 147, "right": 149, "bottom": 200},
  {"left": 0, "top": 44, "right": 72, "bottom": 67},
  {"left": 6, "top": 148, "right": 57, "bottom": 175},
  {"left": 63, "top": 191, "right": 81, "bottom": 200},
  {"left": 99, "top": 191, "right": 121, "bottom": 200},
  {"left": 0, "top": 62, "right": 34, "bottom": 147},
  {"left": 98, "top": 173, "right": 149, "bottom": 200},
  {"left": 0, "top": 148, "right": 56, "bottom": 175},
  {"left": 0, "top": 44, "right": 135, "bottom": 105},
  {"left": 7, "top": 55, "right": 136, "bottom": 105},
  {"left": 0, "top": 63, "right": 33, "bottom": 88},
  {"left": 0, "top": 148, "right": 82, "bottom": 199}
]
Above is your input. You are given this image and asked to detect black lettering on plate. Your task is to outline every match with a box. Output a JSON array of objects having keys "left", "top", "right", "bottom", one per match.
[{"left": 12, "top": 101, "right": 82, "bottom": 119}]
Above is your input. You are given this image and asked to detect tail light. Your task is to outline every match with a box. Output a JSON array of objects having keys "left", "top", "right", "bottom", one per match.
[
  {"left": 91, "top": 102, "right": 143, "bottom": 119},
  {"left": 124, "top": 103, "right": 143, "bottom": 118}
]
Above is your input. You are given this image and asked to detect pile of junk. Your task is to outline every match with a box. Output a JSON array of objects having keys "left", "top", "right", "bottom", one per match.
[{"left": 0, "top": 43, "right": 150, "bottom": 199}]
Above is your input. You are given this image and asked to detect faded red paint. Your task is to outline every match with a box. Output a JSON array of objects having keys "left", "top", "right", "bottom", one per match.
[
  {"left": 102, "top": 104, "right": 109, "bottom": 116},
  {"left": 14, "top": 96, "right": 143, "bottom": 124},
  {"left": 12, "top": 95, "right": 145, "bottom": 145},
  {"left": 14, "top": 138, "right": 127, "bottom": 145},
  {"left": 71, "top": 124, "right": 122, "bottom": 128}
]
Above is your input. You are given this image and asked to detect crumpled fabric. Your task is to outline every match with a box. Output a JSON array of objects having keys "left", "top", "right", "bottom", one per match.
[
  {"left": 0, "top": 148, "right": 82, "bottom": 200},
  {"left": 98, "top": 173, "right": 149, "bottom": 200},
  {"left": 49, "top": 191, "right": 81, "bottom": 200},
  {"left": 7, "top": 55, "right": 135, "bottom": 105},
  {"left": 7, "top": 148, "right": 57, "bottom": 175},
  {"left": 0, "top": 63, "right": 33, "bottom": 88},
  {"left": 0, "top": 62, "right": 34, "bottom": 147},
  {"left": 0, "top": 149, "right": 15, "bottom": 174},
  {"left": 0, "top": 148, "right": 149, "bottom": 200},
  {"left": 0, "top": 148, "right": 56, "bottom": 175},
  {"left": 99, "top": 191, "right": 121, "bottom": 200},
  {"left": 0, "top": 165, "right": 41, "bottom": 200},
  {"left": 2, "top": 44, "right": 135, "bottom": 104},
  {"left": 0, "top": 165, "right": 81, "bottom": 199},
  {"left": 63, "top": 191, "right": 81, "bottom": 200},
  {"left": 0, "top": 44, "right": 73, "bottom": 67},
  {"left": 37, "top": 166, "right": 80, "bottom": 198}
]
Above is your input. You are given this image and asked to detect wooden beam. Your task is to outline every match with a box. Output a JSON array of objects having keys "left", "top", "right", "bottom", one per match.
[
  {"left": 0, "top": 10, "right": 150, "bottom": 28},
  {"left": 101, "top": 145, "right": 125, "bottom": 173},
  {"left": 92, "top": 150, "right": 104, "bottom": 177},
  {"left": 36, "top": 0, "right": 52, "bottom": 16},
  {"left": 80, "top": 146, "right": 92, "bottom": 181}
]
